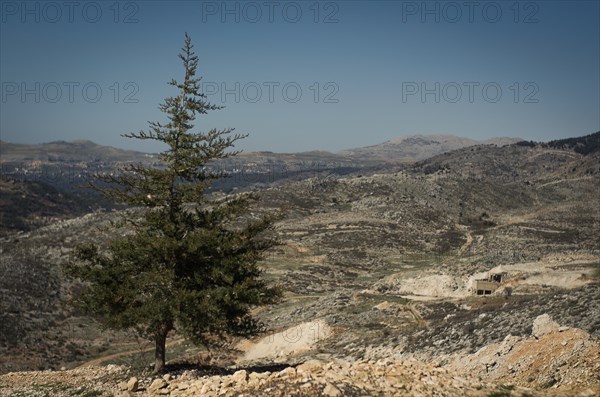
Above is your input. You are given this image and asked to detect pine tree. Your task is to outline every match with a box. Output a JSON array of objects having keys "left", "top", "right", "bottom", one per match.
[{"left": 67, "top": 33, "right": 281, "bottom": 373}]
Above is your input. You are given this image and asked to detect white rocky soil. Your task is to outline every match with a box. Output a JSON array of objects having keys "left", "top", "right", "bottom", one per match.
[
  {"left": 237, "top": 319, "right": 332, "bottom": 363},
  {"left": 369, "top": 255, "right": 597, "bottom": 300},
  {"left": 1, "top": 315, "right": 598, "bottom": 397}
]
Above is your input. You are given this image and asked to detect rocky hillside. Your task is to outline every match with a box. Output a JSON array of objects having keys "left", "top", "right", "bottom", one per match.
[
  {"left": 0, "top": 177, "right": 95, "bottom": 236},
  {"left": 0, "top": 134, "right": 523, "bottom": 231},
  {"left": 1, "top": 135, "right": 599, "bottom": 396}
]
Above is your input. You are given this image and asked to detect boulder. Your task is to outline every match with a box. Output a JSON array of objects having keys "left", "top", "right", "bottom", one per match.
[
  {"left": 148, "top": 378, "right": 168, "bottom": 392},
  {"left": 126, "top": 377, "right": 138, "bottom": 392},
  {"left": 297, "top": 359, "right": 325, "bottom": 373},
  {"left": 231, "top": 369, "right": 248, "bottom": 383},
  {"left": 532, "top": 314, "right": 560, "bottom": 338}
]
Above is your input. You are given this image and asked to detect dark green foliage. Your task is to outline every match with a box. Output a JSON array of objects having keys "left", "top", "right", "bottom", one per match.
[
  {"left": 546, "top": 131, "right": 600, "bottom": 155},
  {"left": 66, "top": 33, "right": 281, "bottom": 373},
  {"left": 513, "top": 132, "right": 599, "bottom": 154},
  {"left": 514, "top": 140, "right": 537, "bottom": 148}
]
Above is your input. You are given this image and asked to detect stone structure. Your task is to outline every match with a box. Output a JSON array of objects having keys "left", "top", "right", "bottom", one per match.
[{"left": 473, "top": 271, "right": 506, "bottom": 295}]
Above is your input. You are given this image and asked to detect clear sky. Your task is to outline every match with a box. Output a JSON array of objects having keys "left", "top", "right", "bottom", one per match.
[{"left": 1, "top": 0, "right": 599, "bottom": 153}]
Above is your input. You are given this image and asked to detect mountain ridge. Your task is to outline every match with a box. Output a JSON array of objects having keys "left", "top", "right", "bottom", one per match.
[
  {"left": 1, "top": 134, "right": 523, "bottom": 163},
  {"left": 338, "top": 134, "right": 523, "bottom": 161},
  {"left": 0, "top": 139, "right": 154, "bottom": 163}
]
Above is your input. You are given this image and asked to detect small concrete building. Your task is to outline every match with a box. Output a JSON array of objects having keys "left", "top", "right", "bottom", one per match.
[
  {"left": 472, "top": 271, "right": 506, "bottom": 295},
  {"left": 473, "top": 280, "right": 499, "bottom": 295}
]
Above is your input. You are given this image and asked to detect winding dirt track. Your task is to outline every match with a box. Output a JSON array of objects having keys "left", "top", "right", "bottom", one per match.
[
  {"left": 76, "top": 338, "right": 185, "bottom": 368},
  {"left": 456, "top": 224, "right": 473, "bottom": 256}
]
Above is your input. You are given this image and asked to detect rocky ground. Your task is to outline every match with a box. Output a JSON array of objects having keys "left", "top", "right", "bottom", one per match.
[
  {"left": 1, "top": 314, "right": 598, "bottom": 396},
  {"left": 1, "top": 142, "right": 599, "bottom": 395},
  {"left": 451, "top": 314, "right": 600, "bottom": 391}
]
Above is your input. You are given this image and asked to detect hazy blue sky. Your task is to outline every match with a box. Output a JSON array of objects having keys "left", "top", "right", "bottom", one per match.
[{"left": 1, "top": 0, "right": 599, "bottom": 153}]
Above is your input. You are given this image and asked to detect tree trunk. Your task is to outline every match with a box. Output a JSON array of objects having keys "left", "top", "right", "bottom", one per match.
[{"left": 154, "top": 323, "right": 170, "bottom": 373}]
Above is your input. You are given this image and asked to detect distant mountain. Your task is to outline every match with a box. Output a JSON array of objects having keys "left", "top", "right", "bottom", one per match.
[
  {"left": 1, "top": 135, "right": 523, "bottom": 165},
  {"left": 339, "top": 134, "right": 523, "bottom": 162},
  {"left": 0, "top": 140, "right": 156, "bottom": 163}
]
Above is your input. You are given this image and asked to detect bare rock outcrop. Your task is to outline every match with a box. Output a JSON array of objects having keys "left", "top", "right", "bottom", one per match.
[
  {"left": 450, "top": 316, "right": 600, "bottom": 392},
  {"left": 532, "top": 313, "right": 560, "bottom": 338}
]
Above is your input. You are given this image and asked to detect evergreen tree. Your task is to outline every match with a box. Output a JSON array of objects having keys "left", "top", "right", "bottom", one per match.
[{"left": 67, "top": 33, "right": 281, "bottom": 373}]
